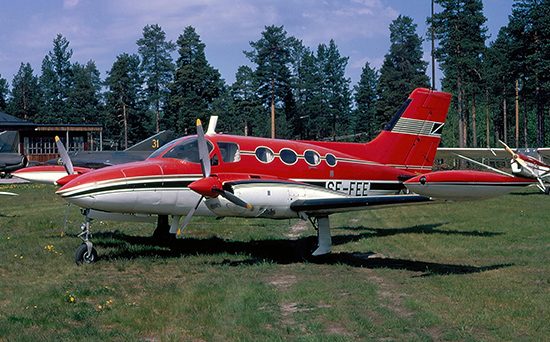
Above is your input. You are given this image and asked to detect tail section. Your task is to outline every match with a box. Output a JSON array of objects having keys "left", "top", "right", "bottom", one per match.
[
  {"left": 0, "top": 131, "right": 19, "bottom": 153},
  {"left": 124, "top": 130, "right": 175, "bottom": 152},
  {"left": 365, "top": 88, "right": 452, "bottom": 173}
]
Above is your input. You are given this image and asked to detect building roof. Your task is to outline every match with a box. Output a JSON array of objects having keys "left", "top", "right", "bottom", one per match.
[
  {"left": 0, "top": 112, "right": 102, "bottom": 132},
  {"left": 0, "top": 112, "right": 36, "bottom": 130}
]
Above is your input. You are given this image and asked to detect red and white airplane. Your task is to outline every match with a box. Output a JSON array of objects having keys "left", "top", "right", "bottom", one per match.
[
  {"left": 436, "top": 140, "right": 550, "bottom": 194},
  {"left": 18, "top": 88, "right": 537, "bottom": 263}
]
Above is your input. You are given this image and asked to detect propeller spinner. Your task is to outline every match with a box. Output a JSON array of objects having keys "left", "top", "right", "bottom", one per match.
[{"left": 174, "top": 119, "right": 252, "bottom": 235}]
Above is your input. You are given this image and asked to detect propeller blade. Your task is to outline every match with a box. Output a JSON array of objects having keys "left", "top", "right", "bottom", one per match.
[
  {"left": 212, "top": 187, "right": 253, "bottom": 210},
  {"left": 55, "top": 136, "right": 74, "bottom": 175},
  {"left": 177, "top": 196, "right": 203, "bottom": 235},
  {"left": 498, "top": 139, "right": 529, "bottom": 169},
  {"left": 196, "top": 119, "right": 210, "bottom": 178}
]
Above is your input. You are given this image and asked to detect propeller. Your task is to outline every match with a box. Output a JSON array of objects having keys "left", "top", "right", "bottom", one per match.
[
  {"left": 175, "top": 119, "right": 252, "bottom": 235},
  {"left": 499, "top": 139, "right": 529, "bottom": 170},
  {"left": 54, "top": 136, "right": 75, "bottom": 237},
  {"left": 55, "top": 136, "right": 74, "bottom": 175},
  {"left": 498, "top": 139, "right": 547, "bottom": 191}
]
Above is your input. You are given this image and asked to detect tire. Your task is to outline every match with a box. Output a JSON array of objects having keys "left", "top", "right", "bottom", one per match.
[{"left": 75, "top": 244, "right": 97, "bottom": 264}]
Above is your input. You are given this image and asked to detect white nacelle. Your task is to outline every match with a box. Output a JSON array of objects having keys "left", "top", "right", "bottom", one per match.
[{"left": 204, "top": 182, "right": 345, "bottom": 219}]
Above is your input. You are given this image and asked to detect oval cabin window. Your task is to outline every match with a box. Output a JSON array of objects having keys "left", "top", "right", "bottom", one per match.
[
  {"left": 255, "top": 147, "right": 275, "bottom": 163},
  {"left": 325, "top": 153, "right": 337, "bottom": 166},
  {"left": 279, "top": 149, "right": 298, "bottom": 165},
  {"left": 304, "top": 150, "right": 321, "bottom": 166}
]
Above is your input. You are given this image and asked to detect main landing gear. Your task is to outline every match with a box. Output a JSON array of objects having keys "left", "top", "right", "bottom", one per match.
[
  {"left": 74, "top": 209, "right": 97, "bottom": 264},
  {"left": 299, "top": 215, "right": 332, "bottom": 262}
]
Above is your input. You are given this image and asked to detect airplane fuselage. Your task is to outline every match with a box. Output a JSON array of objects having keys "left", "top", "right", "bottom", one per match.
[{"left": 56, "top": 134, "right": 417, "bottom": 219}]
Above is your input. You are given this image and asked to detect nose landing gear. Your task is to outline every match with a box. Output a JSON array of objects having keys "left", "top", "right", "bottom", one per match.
[{"left": 75, "top": 209, "right": 97, "bottom": 264}]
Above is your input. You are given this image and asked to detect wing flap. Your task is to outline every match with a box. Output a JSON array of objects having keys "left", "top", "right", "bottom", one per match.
[{"left": 290, "top": 194, "right": 432, "bottom": 215}]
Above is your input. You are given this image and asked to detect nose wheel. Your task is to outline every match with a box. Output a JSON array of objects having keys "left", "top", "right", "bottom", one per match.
[
  {"left": 75, "top": 209, "right": 97, "bottom": 264},
  {"left": 75, "top": 242, "right": 97, "bottom": 264}
]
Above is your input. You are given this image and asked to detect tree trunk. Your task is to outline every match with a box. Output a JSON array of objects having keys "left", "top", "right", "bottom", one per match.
[
  {"left": 123, "top": 103, "right": 128, "bottom": 150},
  {"left": 515, "top": 79, "right": 519, "bottom": 148},
  {"left": 457, "top": 73, "right": 464, "bottom": 148},
  {"left": 486, "top": 88, "right": 490, "bottom": 148},
  {"left": 503, "top": 84, "right": 507, "bottom": 144},
  {"left": 471, "top": 92, "right": 477, "bottom": 148}
]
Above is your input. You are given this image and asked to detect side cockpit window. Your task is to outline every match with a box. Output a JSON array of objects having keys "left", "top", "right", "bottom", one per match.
[
  {"left": 159, "top": 137, "right": 213, "bottom": 163},
  {"left": 217, "top": 141, "right": 241, "bottom": 163}
]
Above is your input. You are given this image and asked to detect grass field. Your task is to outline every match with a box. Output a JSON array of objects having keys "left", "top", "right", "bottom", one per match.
[{"left": 1, "top": 182, "right": 549, "bottom": 341}]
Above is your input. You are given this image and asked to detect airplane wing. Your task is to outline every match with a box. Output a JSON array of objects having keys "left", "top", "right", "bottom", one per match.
[
  {"left": 435, "top": 147, "right": 506, "bottom": 159},
  {"left": 536, "top": 148, "right": 550, "bottom": 159},
  {"left": 190, "top": 174, "right": 433, "bottom": 217}
]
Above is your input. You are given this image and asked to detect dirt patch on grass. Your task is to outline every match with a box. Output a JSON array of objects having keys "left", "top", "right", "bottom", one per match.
[{"left": 284, "top": 220, "right": 309, "bottom": 238}]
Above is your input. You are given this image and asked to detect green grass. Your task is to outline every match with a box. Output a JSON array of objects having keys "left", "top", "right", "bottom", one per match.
[{"left": 1, "top": 183, "right": 549, "bottom": 341}]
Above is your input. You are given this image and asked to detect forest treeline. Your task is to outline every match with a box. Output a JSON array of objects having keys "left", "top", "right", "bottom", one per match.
[{"left": 0, "top": 0, "right": 549, "bottom": 149}]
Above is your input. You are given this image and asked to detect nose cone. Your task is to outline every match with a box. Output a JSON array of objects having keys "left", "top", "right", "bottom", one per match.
[{"left": 56, "top": 165, "right": 127, "bottom": 209}]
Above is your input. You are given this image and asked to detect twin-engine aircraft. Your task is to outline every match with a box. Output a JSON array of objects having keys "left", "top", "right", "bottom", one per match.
[{"left": 28, "top": 88, "right": 534, "bottom": 264}]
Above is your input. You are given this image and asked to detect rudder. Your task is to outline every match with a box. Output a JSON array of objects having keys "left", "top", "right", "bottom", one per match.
[{"left": 365, "top": 88, "right": 452, "bottom": 173}]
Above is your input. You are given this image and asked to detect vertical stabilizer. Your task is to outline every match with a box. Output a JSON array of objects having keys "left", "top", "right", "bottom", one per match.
[
  {"left": 124, "top": 130, "right": 174, "bottom": 152},
  {"left": 365, "top": 88, "right": 452, "bottom": 173}
]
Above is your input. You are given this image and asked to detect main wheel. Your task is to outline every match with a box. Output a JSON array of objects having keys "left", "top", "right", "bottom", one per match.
[{"left": 75, "top": 244, "right": 97, "bottom": 264}]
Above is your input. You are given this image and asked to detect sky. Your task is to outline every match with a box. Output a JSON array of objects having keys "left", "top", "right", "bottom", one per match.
[{"left": 0, "top": 0, "right": 516, "bottom": 91}]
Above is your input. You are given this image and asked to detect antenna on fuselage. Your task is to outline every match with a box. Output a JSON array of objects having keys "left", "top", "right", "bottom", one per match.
[{"left": 206, "top": 116, "right": 218, "bottom": 135}]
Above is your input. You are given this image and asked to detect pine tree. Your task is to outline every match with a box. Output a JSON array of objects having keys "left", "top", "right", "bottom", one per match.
[
  {"left": 0, "top": 74, "right": 8, "bottom": 111},
  {"left": 66, "top": 61, "right": 103, "bottom": 125},
  {"left": 137, "top": 24, "right": 176, "bottom": 133},
  {"left": 430, "top": 0, "right": 488, "bottom": 147},
  {"left": 297, "top": 48, "right": 324, "bottom": 140},
  {"left": 244, "top": 25, "right": 293, "bottom": 138},
  {"left": 353, "top": 62, "right": 378, "bottom": 140},
  {"left": 229, "top": 65, "right": 263, "bottom": 136},
  {"left": 287, "top": 38, "right": 311, "bottom": 139},
  {"left": 7, "top": 63, "right": 42, "bottom": 121},
  {"left": 315, "top": 40, "right": 352, "bottom": 140},
  {"left": 166, "top": 26, "right": 223, "bottom": 135},
  {"left": 376, "top": 15, "right": 430, "bottom": 127},
  {"left": 39, "top": 34, "right": 74, "bottom": 124},
  {"left": 507, "top": 0, "right": 550, "bottom": 147},
  {"left": 104, "top": 53, "right": 144, "bottom": 149}
]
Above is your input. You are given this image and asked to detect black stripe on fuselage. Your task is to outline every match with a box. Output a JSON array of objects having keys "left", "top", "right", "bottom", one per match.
[{"left": 60, "top": 179, "right": 195, "bottom": 198}]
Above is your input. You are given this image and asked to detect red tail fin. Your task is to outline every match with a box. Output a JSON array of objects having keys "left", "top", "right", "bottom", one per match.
[{"left": 365, "top": 88, "right": 452, "bottom": 173}]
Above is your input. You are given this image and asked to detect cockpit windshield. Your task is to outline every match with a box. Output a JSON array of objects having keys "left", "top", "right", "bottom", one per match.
[{"left": 147, "top": 137, "right": 213, "bottom": 163}]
